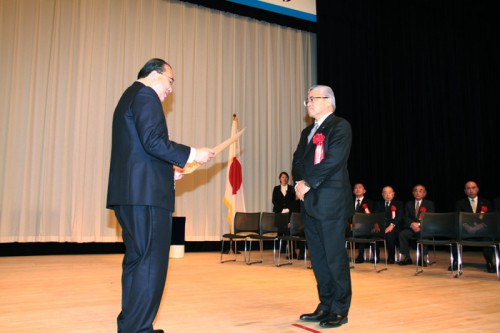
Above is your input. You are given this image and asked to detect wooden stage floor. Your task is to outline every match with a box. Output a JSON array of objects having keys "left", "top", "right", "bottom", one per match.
[{"left": 1, "top": 249, "right": 500, "bottom": 332}]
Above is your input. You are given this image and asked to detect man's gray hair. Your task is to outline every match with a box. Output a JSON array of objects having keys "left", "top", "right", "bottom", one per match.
[{"left": 308, "top": 85, "right": 336, "bottom": 110}]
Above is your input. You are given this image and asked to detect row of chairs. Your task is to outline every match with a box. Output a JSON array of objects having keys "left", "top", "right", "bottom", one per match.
[
  {"left": 220, "top": 212, "right": 307, "bottom": 267},
  {"left": 348, "top": 211, "right": 500, "bottom": 279}
]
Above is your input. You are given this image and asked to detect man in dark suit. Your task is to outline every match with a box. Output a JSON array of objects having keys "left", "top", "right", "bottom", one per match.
[
  {"left": 455, "top": 180, "right": 493, "bottom": 272},
  {"left": 292, "top": 85, "right": 353, "bottom": 329},
  {"left": 352, "top": 183, "right": 375, "bottom": 214},
  {"left": 371, "top": 186, "right": 404, "bottom": 264},
  {"left": 351, "top": 183, "right": 375, "bottom": 263},
  {"left": 107, "top": 58, "right": 214, "bottom": 333},
  {"left": 398, "top": 184, "right": 435, "bottom": 266}
]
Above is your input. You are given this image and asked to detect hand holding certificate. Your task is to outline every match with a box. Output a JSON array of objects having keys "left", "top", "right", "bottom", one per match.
[{"left": 179, "top": 128, "right": 245, "bottom": 174}]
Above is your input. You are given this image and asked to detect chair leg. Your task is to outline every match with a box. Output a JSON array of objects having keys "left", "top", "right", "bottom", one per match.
[
  {"left": 221, "top": 239, "right": 238, "bottom": 263},
  {"left": 455, "top": 244, "right": 463, "bottom": 278},
  {"left": 276, "top": 239, "right": 292, "bottom": 267},
  {"left": 246, "top": 239, "right": 264, "bottom": 265},
  {"left": 349, "top": 241, "right": 355, "bottom": 268},
  {"left": 428, "top": 242, "right": 437, "bottom": 266},
  {"left": 449, "top": 244, "right": 455, "bottom": 277},
  {"left": 494, "top": 245, "right": 499, "bottom": 280},
  {"left": 374, "top": 242, "right": 387, "bottom": 273},
  {"left": 274, "top": 238, "right": 280, "bottom": 266},
  {"left": 415, "top": 243, "right": 423, "bottom": 275}
]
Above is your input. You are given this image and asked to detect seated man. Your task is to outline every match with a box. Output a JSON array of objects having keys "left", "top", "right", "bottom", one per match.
[
  {"left": 373, "top": 186, "right": 403, "bottom": 264},
  {"left": 398, "top": 184, "right": 435, "bottom": 266},
  {"left": 351, "top": 183, "right": 375, "bottom": 263},
  {"left": 455, "top": 180, "right": 493, "bottom": 273}
]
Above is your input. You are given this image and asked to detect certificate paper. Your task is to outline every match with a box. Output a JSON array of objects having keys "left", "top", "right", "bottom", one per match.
[{"left": 180, "top": 128, "right": 245, "bottom": 174}]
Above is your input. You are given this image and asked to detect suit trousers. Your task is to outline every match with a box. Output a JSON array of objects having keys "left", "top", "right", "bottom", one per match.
[
  {"left": 399, "top": 229, "right": 429, "bottom": 259},
  {"left": 303, "top": 212, "right": 352, "bottom": 316},
  {"left": 114, "top": 205, "right": 172, "bottom": 333}
]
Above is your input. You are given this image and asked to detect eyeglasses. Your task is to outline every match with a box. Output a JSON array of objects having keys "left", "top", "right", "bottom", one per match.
[
  {"left": 158, "top": 71, "right": 175, "bottom": 85},
  {"left": 303, "top": 96, "right": 328, "bottom": 106}
]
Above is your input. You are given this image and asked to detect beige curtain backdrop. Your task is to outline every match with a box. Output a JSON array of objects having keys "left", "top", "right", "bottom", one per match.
[{"left": 0, "top": 0, "right": 316, "bottom": 242}]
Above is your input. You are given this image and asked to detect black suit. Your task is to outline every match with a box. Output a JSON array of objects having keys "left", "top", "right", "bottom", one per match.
[
  {"left": 456, "top": 197, "right": 491, "bottom": 214},
  {"left": 373, "top": 200, "right": 404, "bottom": 261},
  {"left": 292, "top": 113, "right": 353, "bottom": 316},
  {"left": 455, "top": 197, "right": 493, "bottom": 264},
  {"left": 272, "top": 184, "right": 300, "bottom": 213},
  {"left": 398, "top": 199, "right": 435, "bottom": 258},
  {"left": 107, "top": 81, "right": 191, "bottom": 332},
  {"left": 354, "top": 197, "right": 374, "bottom": 214}
]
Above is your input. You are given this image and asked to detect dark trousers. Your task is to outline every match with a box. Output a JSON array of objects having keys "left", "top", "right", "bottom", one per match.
[
  {"left": 303, "top": 212, "right": 352, "bottom": 316},
  {"left": 114, "top": 205, "right": 172, "bottom": 333},
  {"left": 356, "top": 229, "right": 398, "bottom": 261},
  {"left": 399, "top": 229, "right": 417, "bottom": 258}
]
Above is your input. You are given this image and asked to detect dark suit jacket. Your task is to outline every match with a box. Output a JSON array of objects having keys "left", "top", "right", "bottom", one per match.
[
  {"left": 272, "top": 184, "right": 300, "bottom": 213},
  {"left": 292, "top": 113, "right": 354, "bottom": 220},
  {"left": 402, "top": 199, "right": 435, "bottom": 229},
  {"left": 456, "top": 197, "right": 491, "bottom": 213},
  {"left": 107, "top": 81, "right": 191, "bottom": 211},
  {"left": 354, "top": 197, "right": 374, "bottom": 214},
  {"left": 375, "top": 200, "right": 404, "bottom": 228}
]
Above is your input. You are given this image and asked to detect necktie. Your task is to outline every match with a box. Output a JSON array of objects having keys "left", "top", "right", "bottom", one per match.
[
  {"left": 386, "top": 201, "right": 390, "bottom": 208},
  {"left": 355, "top": 199, "right": 360, "bottom": 211},
  {"left": 471, "top": 198, "right": 477, "bottom": 213},
  {"left": 415, "top": 201, "right": 420, "bottom": 217},
  {"left": 307, "top": 122, "right": 319, "bottom": 143}
]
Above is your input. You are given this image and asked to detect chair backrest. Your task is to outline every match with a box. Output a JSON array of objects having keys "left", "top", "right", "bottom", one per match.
[
  {"left": 458, "top": 212, "right": 500, "bottom": 241},
  {"left": 274, "top": 213, "right": 290, "bottom": 234},
  {"left": 289, "top": 212, "right": 304, "bottom": 236},
  {"left": 233, "top": 212, "right": 261, "bottom": 235},
  {"left": 351, "top": 212, "right": 385, "bottom": 238},
  {"left": 420, "top": 212, "right": 458, "bottom": 239},
  {"left": 259, "top": 212, "right": 279, "bottom": 235}
]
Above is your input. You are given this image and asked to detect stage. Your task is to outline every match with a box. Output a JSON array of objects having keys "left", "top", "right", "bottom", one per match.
[{"left": 1, "top": 250, "right": 499, "bottom": 332}]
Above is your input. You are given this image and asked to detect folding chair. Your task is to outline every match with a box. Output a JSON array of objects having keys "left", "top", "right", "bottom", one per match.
[{"left": 220, "top": 212, "right": 260, "bottom": 263}]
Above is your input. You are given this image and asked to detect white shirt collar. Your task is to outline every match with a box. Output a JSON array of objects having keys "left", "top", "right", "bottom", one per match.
[{"left": 315, "top": 112, "right": 333, "bottom": 127}]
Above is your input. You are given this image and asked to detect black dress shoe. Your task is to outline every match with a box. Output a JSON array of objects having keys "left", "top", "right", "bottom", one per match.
[
  {"left": 153, "top": 330, "right": 164, "bottom": 333},
  {"left": 354, "top": 257, "right": 365, "bottom": 264},
  {"left": 299, "top": 308, "right": 329, "bottom": 322},
  {"left": 399, "top": 257, "right": 413, "bottom": 265},
  {"left": 486, "top": 262, "right": 496, "bottom": 273},
  {"left": 387, "top": 259, "right": 395, "bottom": 264},
  {"left": 319, "top": 313, "right": 348, "bottom": 328}
]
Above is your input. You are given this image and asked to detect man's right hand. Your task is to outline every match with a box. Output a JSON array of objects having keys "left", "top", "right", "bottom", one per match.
[{"left": 194, "top": 147, "right": 215, "bottom": 164}]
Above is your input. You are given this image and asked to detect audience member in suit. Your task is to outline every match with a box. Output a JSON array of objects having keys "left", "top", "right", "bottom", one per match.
[
  {"left": 107, "top": 58, "right": 214, "bottom": 333},
  {"left": 373, "top": 186, "right": 403, "bottom": 264},
  {"left": 398, "top": 184, "right": 435, "bottom": 266},
  {"left": 351, "top": 183, "right": 375, "bottom": 264},
  {"left": 454, "top": 180, "right": 493, "bottom": 273},
  {"left": 272, "top": 171, "right": 302, "bottom": 257},
  {"left": 293, "top": 85, "right": 353, "bottom": 328}
]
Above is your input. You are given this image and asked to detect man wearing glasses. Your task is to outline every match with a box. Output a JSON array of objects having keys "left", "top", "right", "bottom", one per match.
[
  {"left": 107, "top": 58, "right": 214, "bottom": 333},
  {"left": 293, "top": 85, "right": 353, "bottom": 329}
]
